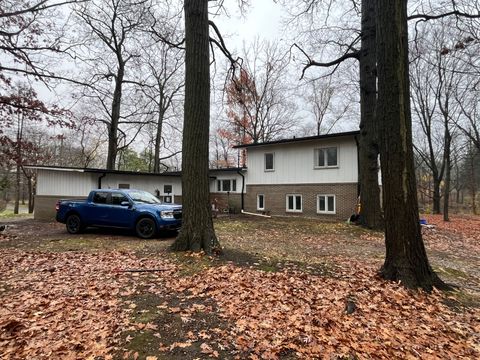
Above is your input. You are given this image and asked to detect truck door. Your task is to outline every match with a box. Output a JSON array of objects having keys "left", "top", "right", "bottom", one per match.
[
  {"left": 87, "top": 191, "right": 110, "bottom": 226},
  {"left": 107, "top": 191, "right": 135, "bottom": 227}
]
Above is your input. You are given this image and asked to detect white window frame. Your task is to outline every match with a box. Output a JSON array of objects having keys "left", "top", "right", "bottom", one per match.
[
  {"left": 264, "top": 152, "right": 275, "bottom": 172},
  {"left": 317, "top": 194, "right": 336, "bottom": 214},
  {"left": 286, "top": 194, "right": 302, "bottom": 213},
  {"left": 257, "top": 194, "right": 265, "bottom": 211},
  {"left": 314, "top": 147, "right": 339, "bottom": 168},
  {"left": 216, "top": 179, "right": 237, "bottom": 192}
]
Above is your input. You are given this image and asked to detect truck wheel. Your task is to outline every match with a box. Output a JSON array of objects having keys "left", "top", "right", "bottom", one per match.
[
  {"left": 136, "top": 218, "right": 156, "bottom": 239},
  {"left": 66, "top": 214, "right": 83, "bottom": 234}
]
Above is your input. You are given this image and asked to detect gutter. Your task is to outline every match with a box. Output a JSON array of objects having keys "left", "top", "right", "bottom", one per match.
[
  {"left": 98, "top": 172, "right": 107, "bottom": 189},
  {"left": 237, "top": 169, "right": 245, "bottom": 211}
]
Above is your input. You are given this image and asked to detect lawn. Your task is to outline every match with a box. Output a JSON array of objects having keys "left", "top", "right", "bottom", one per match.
[{"left": 0, "top": 215, "right": 479, "bottom": 359}]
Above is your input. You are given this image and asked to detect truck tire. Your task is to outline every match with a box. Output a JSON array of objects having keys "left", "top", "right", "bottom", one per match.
[
  {"left": 66, "top": 214, "right": 83, "bottom": 234},
  {"left": 135, "top": 217, "right": 156, "bottom": 239}
]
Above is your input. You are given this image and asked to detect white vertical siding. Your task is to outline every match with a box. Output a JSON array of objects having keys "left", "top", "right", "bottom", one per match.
[
  {"left": 36, "top": 170, "right": 183, "bottom": 196},
  {"left": 209, "top": 171, "right": 244, "bottom": 194},
  {"left": 36, "top": 169, "right": 97, "bottom": 196},
  {"left": 244, "top": 137, "right": 358, "bottom": 185},
  {"left": 94, "top": 174, "right": 183, "bottom": 196}
]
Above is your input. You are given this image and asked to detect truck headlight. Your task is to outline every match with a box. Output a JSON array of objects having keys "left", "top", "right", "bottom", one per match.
[{"left": 160, "top": 210, "right": 174, "bottom": 219}]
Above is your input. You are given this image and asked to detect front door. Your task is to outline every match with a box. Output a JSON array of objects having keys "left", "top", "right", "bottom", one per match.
[{"left": 107, "top": 191, "right": 135, "bottom": 227}]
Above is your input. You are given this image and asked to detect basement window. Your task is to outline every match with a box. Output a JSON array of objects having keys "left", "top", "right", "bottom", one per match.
[
  {"left": 286, "top": 194, "right": 302, "bottom": 212},
  {"left": 317, "top": 195, "right": 336, "bottom": 214},
  {"left": 257, "top": 194, "right": 265, "bottom": 211}
]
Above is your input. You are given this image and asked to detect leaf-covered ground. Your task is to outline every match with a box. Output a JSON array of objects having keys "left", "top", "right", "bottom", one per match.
[{"left": 0, "top": 215, "right": 479, "bottom": 359}]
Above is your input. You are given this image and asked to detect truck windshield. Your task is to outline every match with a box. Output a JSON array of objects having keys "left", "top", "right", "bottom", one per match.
[{"left": 128, "top": 190, "right": 161, "bottom": 204}]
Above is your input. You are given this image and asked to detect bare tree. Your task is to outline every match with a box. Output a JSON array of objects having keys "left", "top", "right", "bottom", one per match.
[
  {"left": 139, "top": 41, "right": 184, "bottom": 173},
  {"left": 225, "top": 40, "right": 298, "bottom": 144},
  {"left": 0, "top": 0, "right": 87, "bottom": 85},
  {"left": 73, "top": 0, "right": 153, "bottom": 169}
]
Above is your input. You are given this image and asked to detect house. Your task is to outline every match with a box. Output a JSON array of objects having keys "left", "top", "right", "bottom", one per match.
[
  {"left": 28, "top": 166, "right": 245, "bottom": 220},
  {"left": 235, "top": 130, "right": 359, "bottom": 219},
  {"left": 27, "top": 130, "right": 360, "bottom": 221}
]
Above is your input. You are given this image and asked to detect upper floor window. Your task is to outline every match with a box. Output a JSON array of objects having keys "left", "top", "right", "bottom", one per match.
[
  {"left": 314, "top": 147, "right": 338, "bottom": 168},
  {"left": 217, "top": 179, "right": 237, "bottom": 192},
  {"left": 264, "top": 153, "right": 275, "bottom": 171}
]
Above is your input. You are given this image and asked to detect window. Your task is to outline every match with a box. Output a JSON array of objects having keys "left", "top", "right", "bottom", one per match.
[
  {"left": 257, "top": 194, "right": 265, "bottom": 210},
  {"left": 264, "top": 153, "right": 275, "bottom": 171},
  {"left": 314, "top": 147, "right": 338, "bottom": 168},
  {"left": 216, "top": 179, "right": 237, "bottom": 192},
  {"left": 286, "top": 194, "right": 302, "bottom": 212},
  {"left": 111, "top": 192, "right": 129, "bottom": 205},
  {"left": 118, "top": 183, "right": 130, "bottom": 189},
  {"left": 164, "top": 185, "right": 172, "bottom": 193},
  {"left": 92, "top": 192, "right": 108, "bottom": 204},
  {"left": 317, "top": 195, "right": 336, "bottom": 214}
]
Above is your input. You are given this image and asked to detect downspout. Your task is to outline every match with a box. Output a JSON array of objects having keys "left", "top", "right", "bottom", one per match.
[
  {"left": 354, "top": 135, "right": 361, "bottom": 196},
  {"left": 237, "top": 169, "right": 245, "bottom": 211},
  {"left": 98, "top": 172, "right": 106, "bottom": 189}
]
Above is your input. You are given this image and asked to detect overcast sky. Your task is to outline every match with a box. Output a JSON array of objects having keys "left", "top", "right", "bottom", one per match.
[{"left": 214, "top": 0, "right": 284, "bottom": 51}]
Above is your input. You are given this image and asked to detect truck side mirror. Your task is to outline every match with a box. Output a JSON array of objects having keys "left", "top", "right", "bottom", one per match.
[{"left": 120, "top": 201, "right": 131, "bottom": 207}]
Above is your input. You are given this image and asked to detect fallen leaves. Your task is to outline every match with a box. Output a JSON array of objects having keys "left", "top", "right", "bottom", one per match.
[
  {"left": 164, "top": 259, "right": 480, "bottom": 359},
  {"left": 0, "top": 249, "right": 178, "bottom": 359},
  {"left": 1, "top": 215, "right": 479, "bottom": 359}
]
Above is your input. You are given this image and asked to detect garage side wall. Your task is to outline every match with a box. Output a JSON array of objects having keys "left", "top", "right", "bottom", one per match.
[
  {"left": 244, "top": 183, "right": 358, "bottom": 220},
  {"left": 34, "top": 195, "right": 86, "bottom": 221}
]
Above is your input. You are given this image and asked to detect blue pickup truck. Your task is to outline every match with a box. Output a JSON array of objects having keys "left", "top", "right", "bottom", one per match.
[{"left": 56, "top": 189, "right": 182, "bottom": 239}]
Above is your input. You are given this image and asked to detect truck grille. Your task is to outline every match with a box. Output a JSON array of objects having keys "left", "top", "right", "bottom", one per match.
[{"left": 173, "top": 210, "right": 182, "bottom": 220}]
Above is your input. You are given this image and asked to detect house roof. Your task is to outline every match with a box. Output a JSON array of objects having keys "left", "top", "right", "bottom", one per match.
[
  {"left": 24, "top": 165, "right": 246, "bottom": 177},
  {"left": 232, "top": 130, "right": 360, "bottom": 149}
]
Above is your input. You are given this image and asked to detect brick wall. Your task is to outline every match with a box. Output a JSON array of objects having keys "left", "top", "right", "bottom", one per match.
[
  {"left": 34, "top": 195, "right": 86, "bottom": 221},
  {"left": 210, "top": 193, "right": 241, "bottom": 214},
  {"left": 244, "top": 183, "right": 358, "bottom": 220}
]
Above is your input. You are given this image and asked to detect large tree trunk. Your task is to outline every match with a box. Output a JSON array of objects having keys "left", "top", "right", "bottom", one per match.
[
  {"left": 443, "top": 129, "right": 452, "bottom": 221},
  {"left": 358, "top": 0, "right": 383, "bottom": 229},
  {"left": 106, "top": 65, "right": 124, "bottom": 170},
  {"left": 14, "top": 163, "right": 20, "bottom": 215},
  {"left": 432, "top": 178, "right": 441, "bottom": 214},
  {"left": 469, "top": 150, "right": 477, "bottom": 215},
  {"left": 153, "top": 108, "right": 165, "bottom": 173},
  {"left": 171, "top": 0, "right": 220, "bottom": 254},
  {"left": 27, "top": 176, "right": 34, "bottom": 214},
  {"left": 375, "top": 0, "right": 445, "bottom": 290}
]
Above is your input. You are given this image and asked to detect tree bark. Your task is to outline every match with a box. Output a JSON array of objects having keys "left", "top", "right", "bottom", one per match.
[
  {"left": 171, "top": 0, "right": 220, "bottom": 254},
  {"left": 469, "top": 148, "right": 477, "bottom": 215},
  {"left": 106, "top": 64, "right": 124, "bottom": 170},
  {"left": 358, "top": 0, "right": 383, "bottom": 229},
  {"left": 442, "top": 119, "right": 452, "bottom": 221},
  {"left": 153, "top": 107, "right": 164, "bottom": 173},
  {"left": 27, "top": 176, "right": 34, "bottom": 213},
  {"left": 375, "top": 0, "right": 445, "bottom": 290},
  {"left": 14, "top": 163, "right": 20, "bottom": 215},
  {"left": 432, "top": 179, "right": 441, "bottom": 214}
]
